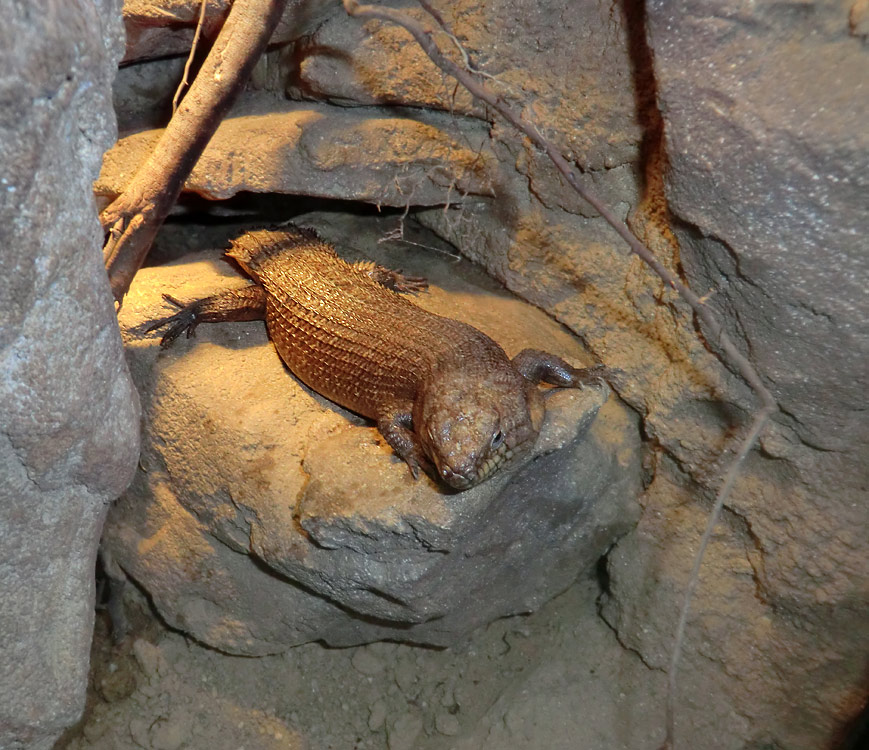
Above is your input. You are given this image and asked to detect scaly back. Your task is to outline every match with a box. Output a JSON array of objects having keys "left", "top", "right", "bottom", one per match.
[{"left": 225, "top": 227, "right": 508, "bottom": 419}]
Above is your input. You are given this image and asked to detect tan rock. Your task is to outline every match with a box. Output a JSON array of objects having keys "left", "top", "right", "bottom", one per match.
[
  {"left": 103, "top": 212, "right": 642, "bottom": 652},
  {"left": 288, "top": 0, "right": 642, "bottom": 170},
  {"left": 96, "top": 94, "right": 497, "bottom": 206},
  {"left": 121, "top": 0, "right": 331, "bottom": 64}
]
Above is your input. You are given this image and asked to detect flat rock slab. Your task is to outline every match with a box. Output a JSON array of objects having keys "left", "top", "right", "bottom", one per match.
[
  {"left": 104, "top": 214, "right": 641, "bottom": 653},
  {"left": 96, "top": 94, "right": 496, "bottom": 207},
  {"left": 121, "top": 0, "right": 332, "bottom": 64}
]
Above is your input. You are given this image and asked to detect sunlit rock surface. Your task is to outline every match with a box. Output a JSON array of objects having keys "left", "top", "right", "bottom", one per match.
[{"left": 97, "top": 94, "right": 497, "bottom": 207}]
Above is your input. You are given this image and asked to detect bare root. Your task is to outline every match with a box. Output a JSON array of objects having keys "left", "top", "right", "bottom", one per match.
[{"left": 100, "top": 0, "right": 289, "bottom": 304}]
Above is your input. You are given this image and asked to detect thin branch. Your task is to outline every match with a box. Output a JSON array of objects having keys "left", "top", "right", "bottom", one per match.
[
  {"left": 416, "top": 0, "right": 512, "bottom": 91},
  {"left": 342, "top": 3, "right": 778, "bottom": 747},
  {"left": 659, "top": 405, "right": 774, "bottom": 750},
  {"left": 101, "top": 0, "right": 289, "bottom": 303},
  {"left": 172, "top": 0, "right": 209, "bottom": 113}
]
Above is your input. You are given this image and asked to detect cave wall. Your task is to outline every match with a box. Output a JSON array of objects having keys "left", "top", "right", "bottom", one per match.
[
  {"left": 93, "top": 0, "right": 868, "bottom": 747},
  {"left": 0, "top": 1, "right": 141, "bottom": 748}
]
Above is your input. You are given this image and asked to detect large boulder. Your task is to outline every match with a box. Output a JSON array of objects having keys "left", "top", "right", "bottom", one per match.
[
  {"left": 600, "top": 2, "right": 869, "bottom": 748},
  {"left": 102, "top": 213, "right": 642, "bottom": 653},
  {"left": 0, "top": 1, "right": 140, "bottom": 748}
]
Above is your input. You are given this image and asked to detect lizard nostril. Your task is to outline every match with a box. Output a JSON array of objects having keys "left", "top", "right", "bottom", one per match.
[{"left": 441, "top": 466, "right": 454, "bottom": 480}]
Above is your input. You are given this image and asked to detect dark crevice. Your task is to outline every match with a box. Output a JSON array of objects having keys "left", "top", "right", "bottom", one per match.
[
  {"left": 592, "top": 546, "right": 663, "bottom": 673},
  {"left": 619, "top": 0, "right": 664, "bottom": 191}
]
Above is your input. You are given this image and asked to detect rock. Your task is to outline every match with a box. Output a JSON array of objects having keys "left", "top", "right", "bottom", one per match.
[
  {"left": 434, "top": 711, "right": 460, "bottom": 736},
  {"left": 96, "top": 93, "right": 497, "bottom": 207},
  {"left": 120, "top": 0, "right": 332, "bottom": 64},
  {"left": 368, "top": 699, "right": 387, "bottom": 731},
  {"left": 69, "top": 632, "right": 304, "bottom": 750},
  {"left": 0, "top": 1, "right": 140, "bottom": 748},
  {"left": 351, "top": 647, "right": 386, "bottom": 676},
  {"left": 101, "top": 212, "right": 642, "bottom": 653},
  {"left": 287, "top": 0, "right": 642, "bottom": 171},
  {"left": 599, "top": 2, "right": 869, "bottom": 748},
  {"left": 652, "top": 0, "right": 867, "bottom": 452},
  {"left": 148, "top": 711, "right": 192, "bottom": 750},
  {"left": 387, "top": 712, "right": 423, "bottom": 750},
  {"left": 852, "top": 0, "right": 869, "bottom": 37}
]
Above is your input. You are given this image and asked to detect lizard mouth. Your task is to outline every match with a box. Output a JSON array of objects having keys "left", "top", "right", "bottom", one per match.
[{"left": 437, "top": 439, "right": 518, "bottom": 490}]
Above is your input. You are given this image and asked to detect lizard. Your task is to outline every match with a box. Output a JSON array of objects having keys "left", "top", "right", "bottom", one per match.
[{"left": 145, "top": 225, "right": 604, "bottom": 490}]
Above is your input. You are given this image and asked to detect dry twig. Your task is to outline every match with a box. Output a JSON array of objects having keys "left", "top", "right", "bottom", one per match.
[
  {"left": 101, "top": 0, "right": 288, "bottom": 303},
  {"left": 172, "top": 0, "right": 209, "bottom": 113},
  {"left": 341, "top": 2, "right": 778, "bottom": 747}
]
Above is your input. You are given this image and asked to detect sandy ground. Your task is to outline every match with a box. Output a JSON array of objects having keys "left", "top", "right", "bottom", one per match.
[{"left": 59, "top": 572, "right": 666, "bottom": 750}]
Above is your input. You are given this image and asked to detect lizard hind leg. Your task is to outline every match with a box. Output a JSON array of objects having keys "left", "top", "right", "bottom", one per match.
[
  {"left": 144, "top": 284, "right": 268, "bottom": 348},
  {"left": 353, "top": 260, "right": 428, "bottom": 294}
]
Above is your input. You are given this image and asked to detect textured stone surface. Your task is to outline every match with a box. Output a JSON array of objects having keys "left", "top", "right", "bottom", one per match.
[
  {"left": 97, "top": 93, "right": 497, "bottom": 207},
  {"left": 0, "top": 1, "right": 140, "bottom": 748},
  {"left": 62, "top": 579, "right": 668, "bottom": 750},
  {"left": 102, "top": 213, "right": 642, "bottom": 653},
  {"left": 69, "top": 0, "right": 868, "bottom": 746},
  {"left": 598, "top": 2, "right": 869, "bottom": 748},
  {"left": 121, "top": 0, "right": 332, "bottom": 64},
  {"left": 287, "top": 0, "right": 642, "bottom": 172}
]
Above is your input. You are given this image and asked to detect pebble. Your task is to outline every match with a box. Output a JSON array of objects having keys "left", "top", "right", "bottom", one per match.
[
  {"left": 351, "top": 647, "right": 385, "bottom": 675},
  {"left": 132, "top": 639, "right": 169, "bottom": 681},
  {"left": 387, "top": 713, "right": 423, "bottom": 750},
  {"left": 393, "top": 659, "right": 417, "bottom": 693},
  {"left": 434, "top": 712, "right": 460, "bottom": 736},
  {"left": 368, "top": 699, "right": 387, "bottom": 731}
]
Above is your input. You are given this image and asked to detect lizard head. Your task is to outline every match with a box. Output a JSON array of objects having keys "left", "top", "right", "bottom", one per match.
[{"left": 416, "top": 370, "right": 545, "bottom": 490}]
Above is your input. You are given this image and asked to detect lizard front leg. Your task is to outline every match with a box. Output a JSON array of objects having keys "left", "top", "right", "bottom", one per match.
[
  {"left": 512, "top": 348, "right": 607, "bottom": 387},
  {"left": 353, "top": 260, "right": 428, "bottom": 294},
  {"left": 376, "top": 406, "right": 431, "bottom": 480}
]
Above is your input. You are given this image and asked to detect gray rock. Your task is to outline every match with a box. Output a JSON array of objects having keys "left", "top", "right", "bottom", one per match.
[
  {"left": 102, "top": 213, "right": 642, "bottom": 653},
  {"left": 387, "top": 712, "right": 422, "bottom": 750},
  {"left": 0, "top": 1, "right": 140, "bottom": 748},
  {"left": 648, "top": 0, "right": 868, "bottom": 451},
  {"left": 600, "top": 2, "right": 869, "bottom": 748}
]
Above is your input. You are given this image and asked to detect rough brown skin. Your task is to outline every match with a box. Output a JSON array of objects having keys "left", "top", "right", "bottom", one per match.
[{"left": 146, "top": 226, "right": 603, "bottom": 489}]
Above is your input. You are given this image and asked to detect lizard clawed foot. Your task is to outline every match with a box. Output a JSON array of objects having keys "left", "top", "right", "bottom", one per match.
[
  {"left": 144, "top": 294, "right": 202, "bottom": 348},
  {"left": 395, "top": 444, "right": 435, "bottom": 481},
  {"left": 571, "top": 363, "right": 609, "bottom": 386},
  {"left": 361, "top": 261, "right": 429, "bottom": 294},
  {"left": 404, "top": 454, "right": 421, "bottom": 480},
  {"left": 576, "top": 364, "right": 628, "bottom": 390},
  {"left": 387, "top": 270, "right": 428, "bottom": 294}
]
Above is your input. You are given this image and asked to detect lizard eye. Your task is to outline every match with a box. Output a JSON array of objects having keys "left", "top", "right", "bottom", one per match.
[{"left": 490, "top": 429, "right": 504, "bottom": 450}]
